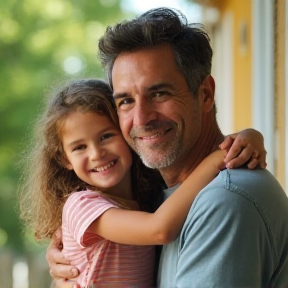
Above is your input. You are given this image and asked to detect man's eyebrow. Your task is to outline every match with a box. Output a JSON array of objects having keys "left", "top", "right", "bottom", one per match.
[
  {"left": 113, "top": 92, "right": 128, "bottom": 100},
  {"left": 146, "top": 83, "right": 174, "bottom": 91},
  {"left": 113, "top": 83, "right": 175, "bottom": 99}
]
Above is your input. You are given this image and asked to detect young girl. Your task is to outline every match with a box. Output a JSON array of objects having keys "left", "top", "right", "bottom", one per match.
[{"left": 19, "top": 79, "right": 264, "bottom": 288}]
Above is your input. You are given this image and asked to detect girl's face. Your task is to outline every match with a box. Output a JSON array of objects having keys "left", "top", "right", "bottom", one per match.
[{"left": 61, "top": 110, "right": 133, "bottom": 198}]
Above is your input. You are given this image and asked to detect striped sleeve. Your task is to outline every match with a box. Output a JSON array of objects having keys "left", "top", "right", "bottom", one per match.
[{"left": 62, "top": 190, "right": 119, "bottom": 248}]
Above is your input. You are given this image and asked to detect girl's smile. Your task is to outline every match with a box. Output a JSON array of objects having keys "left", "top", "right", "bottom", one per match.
[
  {"left": 90, "top": 160, "right": 117, "bottom": 172},
  {"left": 61, "top": 110, "right": 133, "bottom": 199}
]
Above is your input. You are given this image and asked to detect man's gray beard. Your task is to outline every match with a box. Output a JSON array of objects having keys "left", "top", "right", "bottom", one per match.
[{"left": 136, "top": 141, "right": 182, "bottom": 169}]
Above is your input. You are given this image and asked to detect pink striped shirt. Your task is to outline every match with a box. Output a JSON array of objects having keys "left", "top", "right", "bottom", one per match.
[{"left": 62, "top": 190, "right": 155, "bottom": 287}]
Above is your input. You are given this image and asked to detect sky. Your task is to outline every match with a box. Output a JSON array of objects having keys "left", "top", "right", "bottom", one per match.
[{"left": 120, "top": 0, "right": 202, "bottom": 22}]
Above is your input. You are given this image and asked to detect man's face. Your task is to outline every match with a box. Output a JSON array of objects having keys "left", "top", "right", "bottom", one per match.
[{"left": 111, "top": 44, "right": 202, "bottom": 170}]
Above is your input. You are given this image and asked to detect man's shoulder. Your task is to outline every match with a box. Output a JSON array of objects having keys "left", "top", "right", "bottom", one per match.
[
  {"left": 175, "top": 168, "right": 288, "bottom": 288},
  {"left": 189, "top": 167, "right": 288, "bottom": 227},
  {"left": 201, "top": 167, "right": 286, "bottom": 201}
]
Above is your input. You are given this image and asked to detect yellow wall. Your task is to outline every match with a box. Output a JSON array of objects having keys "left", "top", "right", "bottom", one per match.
[
  {"left": 217, "top": 0, "right": 252, "bottom": 131},
  {"left": 201, "top": 0, "right": 287, "bottom": 188}
]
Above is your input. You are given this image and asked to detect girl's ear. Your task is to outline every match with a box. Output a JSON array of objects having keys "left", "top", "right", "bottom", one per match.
[
  {"left": 65, "top": 161, "right": 73, "bottom": 170},
  {"left": 59, "top": 154, "right": 73, "bottom": 170},
  {"left": 63, "top": 158, "right": 73, "bottom": 170}
]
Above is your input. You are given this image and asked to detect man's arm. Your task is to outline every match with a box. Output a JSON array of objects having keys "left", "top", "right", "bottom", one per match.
[{"left": 46, "top": 228, "right": 79, "bottom": 285}]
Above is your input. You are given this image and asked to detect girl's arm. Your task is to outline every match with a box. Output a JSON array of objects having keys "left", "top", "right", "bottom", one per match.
[
  {"left": 87, "top": 150, "right": 225, "bottom": 245},
  {"left": 220, "top": 128, "right": 267, "bottom": 169}
]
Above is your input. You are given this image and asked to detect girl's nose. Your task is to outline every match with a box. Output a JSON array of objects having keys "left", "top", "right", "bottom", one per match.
[{"left": 90, "top": 145, "right": 105, "bottom": 160}]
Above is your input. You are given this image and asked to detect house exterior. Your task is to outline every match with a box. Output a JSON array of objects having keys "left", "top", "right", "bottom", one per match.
[{"left": 192, "top": 0, "right": 287, "bottom": 190}]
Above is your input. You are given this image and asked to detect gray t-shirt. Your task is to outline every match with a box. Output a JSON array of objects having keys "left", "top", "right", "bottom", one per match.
[{"left": 158, "top": 168, "right": 288, "bottom": 288}]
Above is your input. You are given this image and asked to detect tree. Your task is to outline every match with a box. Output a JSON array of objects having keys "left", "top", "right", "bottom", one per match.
[{"left": 0, "top": 0, "right": 127, "bottom": 254}]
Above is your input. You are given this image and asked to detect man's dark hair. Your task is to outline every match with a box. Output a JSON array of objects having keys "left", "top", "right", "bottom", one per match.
[{"left": 98, "top": 7, "right": 213, "bottom": 96}]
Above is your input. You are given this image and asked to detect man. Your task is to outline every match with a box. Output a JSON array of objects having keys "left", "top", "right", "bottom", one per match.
[{"left": 47, "top": 8, "right": 288, "bottom": 287}]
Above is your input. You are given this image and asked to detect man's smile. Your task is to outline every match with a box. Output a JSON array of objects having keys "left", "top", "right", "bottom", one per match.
[{"left": 138, "top": 129, "right": 172, "bottom": 140}]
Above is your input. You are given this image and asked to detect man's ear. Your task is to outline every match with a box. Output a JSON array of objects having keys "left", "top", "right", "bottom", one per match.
[{"left": 199, "top": 75, "right": 215, "bottom": 112}]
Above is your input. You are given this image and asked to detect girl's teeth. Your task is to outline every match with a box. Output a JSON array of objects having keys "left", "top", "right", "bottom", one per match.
[{"left": 95, "top": 161, "right": 115, "bottom": 172}]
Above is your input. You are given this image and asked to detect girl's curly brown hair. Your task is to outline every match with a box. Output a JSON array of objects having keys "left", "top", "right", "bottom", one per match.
[{"left": 19, "top": 78, "right": 164, "bottom": 241}]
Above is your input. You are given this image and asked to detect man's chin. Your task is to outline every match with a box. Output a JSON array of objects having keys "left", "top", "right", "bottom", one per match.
[{"left": 139, "top": 154, "right": 174, "bottom": 169}]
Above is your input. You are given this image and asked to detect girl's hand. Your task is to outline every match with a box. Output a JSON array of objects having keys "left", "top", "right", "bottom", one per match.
[
  {"left": 219, "top": 128, "right": 267, "bottom": 169},
  {"left": 201, "top": 149, "right": 226, "bottom": 172}
]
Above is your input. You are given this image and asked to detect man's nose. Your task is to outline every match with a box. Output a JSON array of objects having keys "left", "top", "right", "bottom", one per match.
[{"left": 133, "top": 99, "right": 157, "bottom": 126}]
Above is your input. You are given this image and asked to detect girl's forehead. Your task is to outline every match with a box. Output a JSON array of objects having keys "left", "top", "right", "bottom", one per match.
[{"left": 61, "top": 110, "right": 118, "bottom": 131}]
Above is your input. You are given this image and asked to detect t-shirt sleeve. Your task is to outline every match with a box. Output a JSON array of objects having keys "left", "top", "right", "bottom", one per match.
[
  {"left": 63, "top": 190, "right": 119, "bottom": 247},
  {"left": 175, "top": 186, "right": 272, "bottom": 287}
]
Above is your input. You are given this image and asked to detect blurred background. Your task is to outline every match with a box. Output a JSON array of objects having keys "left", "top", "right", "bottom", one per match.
[{"left": 0, "top": 0, "right": 287, "bottom": 286}]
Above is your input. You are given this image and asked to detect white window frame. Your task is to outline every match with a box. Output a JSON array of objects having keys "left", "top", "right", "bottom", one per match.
[
  {"left": 252, "top": 0, "right": 275, "bottom": 173},
  {"left": 285, "top": 0, "right": 288, "bottom": 190},
  {"left": 212, "top": 12, "right": 234, "bottom": 135}
]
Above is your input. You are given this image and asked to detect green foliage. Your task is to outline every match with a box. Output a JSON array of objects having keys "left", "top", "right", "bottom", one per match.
[{"left": 0, "top": 0, "right": 127, "bottom": 253}]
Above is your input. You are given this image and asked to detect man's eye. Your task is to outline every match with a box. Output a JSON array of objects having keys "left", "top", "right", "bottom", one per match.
[
  {"left": 154, "top": 92, "right": 163, "bottom": 97},
  {"left": 117, "top": 98, "right": 134, "bottom": 110},
  {"left": 152, "top": 91, "right": 169, "bottom": 98},
  {"left": 151, "top": 91, "right": 171, "bottom": 101}
]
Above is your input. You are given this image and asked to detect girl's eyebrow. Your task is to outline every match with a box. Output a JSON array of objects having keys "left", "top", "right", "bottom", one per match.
[
  {"left": 65, "top": 125, "right": 120, "bottom": 147},
  {"left": 66, "top": 139, "right": 84, "bottom": 148}
]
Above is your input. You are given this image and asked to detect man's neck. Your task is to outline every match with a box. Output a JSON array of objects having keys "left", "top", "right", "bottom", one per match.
[{"left": 160, "top": 124, "right": 224, "bottom": 188}]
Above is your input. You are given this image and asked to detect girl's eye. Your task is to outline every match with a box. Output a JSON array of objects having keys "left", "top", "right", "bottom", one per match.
[
  {"left": 73, "top": 145, "right": 86, "bottom": 151},
  {"left": 101, "top": 133, "right": 114, "bottom": 141}
]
